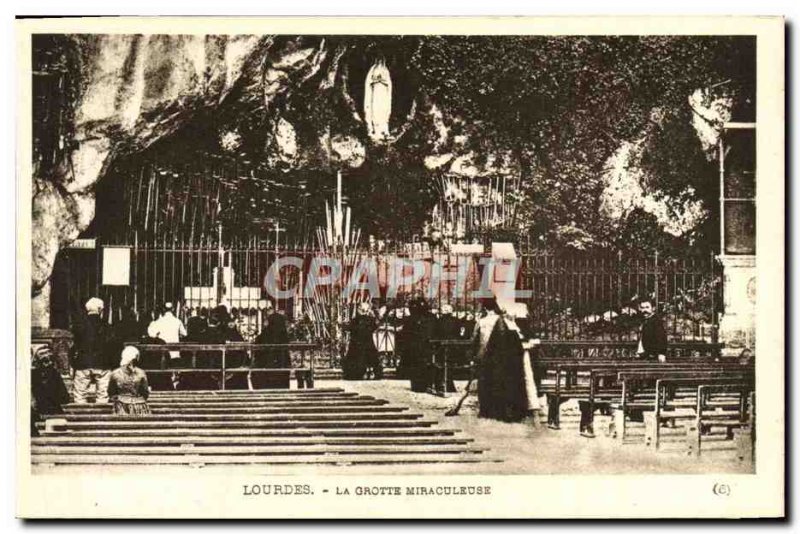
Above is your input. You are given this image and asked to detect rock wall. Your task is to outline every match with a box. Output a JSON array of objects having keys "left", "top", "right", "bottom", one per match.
[{"left": 30, "top": 35, "right": 325, "bottom": 326}]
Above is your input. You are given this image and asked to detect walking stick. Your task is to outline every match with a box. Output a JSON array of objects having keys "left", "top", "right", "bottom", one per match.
[
  {"left": 444, "top": 375, "right": 474, "bottom": 416},
  {"left": 445, "top": 354, "right": 478, "bottom": 416}
]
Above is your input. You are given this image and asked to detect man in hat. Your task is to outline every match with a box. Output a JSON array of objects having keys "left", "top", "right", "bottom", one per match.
[{"left": 70, "top": 297, "right": 115, "bottom": 403}]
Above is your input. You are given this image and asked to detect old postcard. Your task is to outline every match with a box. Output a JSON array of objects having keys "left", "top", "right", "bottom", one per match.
[{"left": 16, "top": 16, "right": 784, "bottom": 519}]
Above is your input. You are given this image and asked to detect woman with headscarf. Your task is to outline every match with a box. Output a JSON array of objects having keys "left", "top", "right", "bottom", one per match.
[{"left": 107, "top": 346, "right": 151, "bottom": 416}]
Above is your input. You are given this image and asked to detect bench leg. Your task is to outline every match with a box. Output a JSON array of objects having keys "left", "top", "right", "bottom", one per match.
[
  {"left": 734, "top": 426, "right": 754, "bottom": 463},
  {"left": 605, "top": 410, "right": 617, "bottom": 438},
  {"left": 578, "top": 401, "right": 595, "bottom": 438},
  {"left": 685, "top": 420, "right": 701, "bottom": 457},
  {"left": 644, "top": 412, "right": 658, "bottom": 448},
  {"left": 546, "top": 395, "right": 561, "bottom": 430},
  {"left": 610, "top": 408, "right": 627, "bottom": 440}
]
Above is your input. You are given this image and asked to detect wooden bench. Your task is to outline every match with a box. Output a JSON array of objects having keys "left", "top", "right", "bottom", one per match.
[
  {"left": 531, "top": 340, "right": 724, "bottom": 431},
  {"left": 536, "top": 360, "right": 723, "bottom": 432},
  {"left": 611, "top": 367, "right": 753, "bottom": 443},
  {"left": 128, "top": 343, "right": 319, "bottom": 390},
  {"left": 535, "top": 358, "right": 749, "bottom": 436},
  {"left": 676, "top": 380, "right": 754, "bottom": 456}
]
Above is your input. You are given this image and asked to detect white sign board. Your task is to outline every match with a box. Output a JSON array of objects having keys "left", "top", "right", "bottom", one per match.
[
  {"left": 68, "top": 238, "right": 96, "bottom": 249},
  {"left": 102, "top": 247, "right": 131, "bottom": 286}
]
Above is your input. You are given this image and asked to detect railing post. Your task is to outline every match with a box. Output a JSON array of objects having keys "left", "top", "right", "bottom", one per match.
[
  {"left": 221, "top": 346, "right": 226, "bottom": 391},
  {"left": 442, "top": 343, "right": 449, "bottom": 397},
  {"left": 653, "top": 250, "right": 659, "bottom": 309},
  {"left": 710, "top": 250, "right": 718, "bottom": 342},
  {"left": 310, "top": 345, "right": 316, "bottom": 385}
]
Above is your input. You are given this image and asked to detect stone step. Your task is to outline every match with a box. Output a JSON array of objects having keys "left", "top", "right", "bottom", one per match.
[
  {"left": 142, "top": 393, "right": 357, "bottom": 401},
  {"left": 32, "top": 453, "right": 498, "bottom": 466},
  {"left": 37, "top": 386, "right": 492, "bottom": 467},
  {"left": 32, "top": 435, "right": 473, "bottom": 446},
  {"left": 134, "top": 396, "right": 360, "bottom": 403},
  {"left": 38, "top": 419, "right": 439, "bottom": 430},
  {"left": 60, "top": 405, "right": 407, "bottom": 415},
  {"left": 31, "top": 444, "right": 486, "bottom": 456},
  {"left": 63, "top": 399, "right": 385, "bottom": 410},
  {"left": 144, "top": 393, "right": 359, "bottom": 401},
  {"left": 148, "top": 387, "right": 345, "bottom": 395},
  {"left": 146, "top": 392, "right": 363, "bottom": 398},
  {"left": 43, "top": 412, "right": 424, "bottom": 422},
  {"left": 38, "top": 427, "right": 461, "bottom": 438}
]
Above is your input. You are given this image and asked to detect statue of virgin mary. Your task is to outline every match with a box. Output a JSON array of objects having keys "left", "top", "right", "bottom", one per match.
[{"left": 363, "top": 59, "right": 392, "bottom": 143}]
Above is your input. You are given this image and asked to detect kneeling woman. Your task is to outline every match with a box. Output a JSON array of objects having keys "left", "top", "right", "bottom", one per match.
[{"left": 108, "top": 346, "right": 151, "bottom": 416}]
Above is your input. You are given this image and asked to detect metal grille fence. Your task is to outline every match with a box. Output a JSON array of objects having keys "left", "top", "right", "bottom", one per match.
[
  {"left": 50, "top": 243, "right": 721, "bottom": 366},
  {"left": 518, "top": 251, "right": 720, "bottom": 342}
]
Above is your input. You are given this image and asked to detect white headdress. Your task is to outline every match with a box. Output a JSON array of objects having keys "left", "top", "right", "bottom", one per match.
[
  {"left": 120, "top": 346, "right": 140, "bottom": 367},
  {"left": 85, "top": 297, "right": 104, "bottom": 314}
]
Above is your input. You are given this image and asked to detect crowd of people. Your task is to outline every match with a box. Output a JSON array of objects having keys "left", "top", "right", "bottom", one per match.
[
  {"left": 345, "top": 296, "right": 541, "bottom": 423},
  {"left": 340, "top": 296, "right": 536, "bottom": 422},
  {"left": 30, "top": 296, "right": 295, "bottom": 430},
  {"left": 107, "top": 299, "right": 293, "bottom": 369},
  {"left": 31, "top": 292, "right": 685, "bottom": 431},
  {"left": 29, "top": 297, "right": 154, "bottom": 434},
  {"left": 339, "top": 298, "right": 476, "bottom": 390}
]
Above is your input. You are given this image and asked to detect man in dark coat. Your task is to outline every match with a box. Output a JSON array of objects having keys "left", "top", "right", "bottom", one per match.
[
  {"left": 461, "top": 311, "right": 476, "bottom": 341},
  {"left": 343, "top": 302, "right": 380, "bottom": 380},
  {"left": 31, "top": 345, "right": 70, "bottom": 435},
  {"left": 185, "top": 307, "right": 208, "bottom": 342},
  {"left": 636, "top": 299, "right": 668, "bottom": 362},
  {"left": 254, "top": 302, "right": 290, "bottom": 368},
  {"left": 70, "top": 297, "right": 116, "bottom": 403},
  {"left": 393, "top": 304, "right": 411, "bottom": 377},
  {"left": 252, "top": 302, "right": 291, "bottom": 389},
  {"left": 431, "top": 303, "right": 460, "bottom": 393},
  {"left": 178, "top": 305, "right": 230, "bottom": 391},
  {"left": 399, "top": 298, "right": 436, "bottom": 393},
  {"left": 115, "top": 306, "right": 142, "bottom": 344}
]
